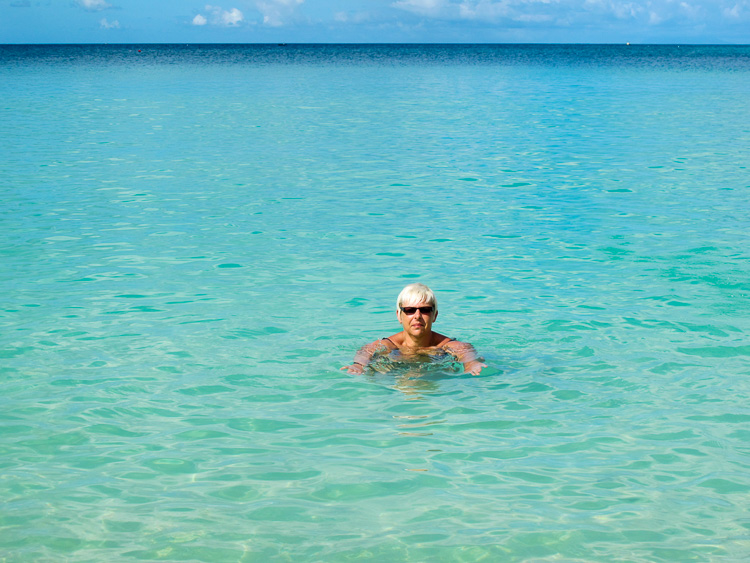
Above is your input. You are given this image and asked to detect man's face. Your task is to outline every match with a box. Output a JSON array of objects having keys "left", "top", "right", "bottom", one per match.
[{"left": 398, "top": 301, "right": 437, "bottom": 338}]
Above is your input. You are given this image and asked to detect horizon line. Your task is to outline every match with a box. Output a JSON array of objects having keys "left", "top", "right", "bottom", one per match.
[{"left": 2, "top": 41, "right": 749, "bottom": 46}]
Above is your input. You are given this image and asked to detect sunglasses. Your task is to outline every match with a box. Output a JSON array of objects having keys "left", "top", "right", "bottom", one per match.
[{"left": 400, "top": 306, "right": 434, "bottom": 316}]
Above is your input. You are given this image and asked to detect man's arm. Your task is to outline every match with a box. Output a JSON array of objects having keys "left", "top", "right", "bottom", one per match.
[
  {"left": 443, "top": 340, "right": 487, "bottom": 376},
  {"left": 341, "top": 339, "right": 393, "bottom": 374}
]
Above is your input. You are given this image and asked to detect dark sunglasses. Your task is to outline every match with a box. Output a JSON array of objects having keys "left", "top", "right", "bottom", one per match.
[{"left": 400, "top": 306, "right": 434, "bottom": 315}]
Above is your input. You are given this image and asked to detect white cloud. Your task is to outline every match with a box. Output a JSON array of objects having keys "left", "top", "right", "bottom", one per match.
[
  {"left": 648, "top": 9, "right": 664, "bottom": 23},
  {"left": 77, "top": 0, "right": 112, "bottom": 11},
  {"left": 393, "top": 0, "right": 452, "bottom": 18},
  {"left": 592, "top": 1, "right": 643, "bottom": 20},
  {"left": 593, "top": 0, "right": 745, "bottom": 23},
  {"left": 194, "top": 5, "right": 245, "bottom": 27},
  {"left": 721, "top": 0, "right": 750, "bottom": 19},
  {"left": 394, "top": 0, "right": 563, "bottom": 22},
  {"left": 334, "top": 11, "right": 372, "bottom": 23},
  {"left": 679, "top": 1, "right": 701, "bottom": 18},
  {"left": 390, "top": 0, "right": 742, "bottom": 25},
  {"left": 219, "top": 7, "right": 244, "bottom": 25},
  {"left": 256, "top": 0, "right": 304, "bottom": 26},
  {"left": 99, "top": 18, "right": 120, "bottom": 29},
  {"left": 458, "top": 1, "right": 512, "bottom": 21}
]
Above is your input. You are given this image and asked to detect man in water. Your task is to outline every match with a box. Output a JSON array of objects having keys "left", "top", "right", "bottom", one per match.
[{"left": 343, "top": 283, "right": 487, "bottom": 376}]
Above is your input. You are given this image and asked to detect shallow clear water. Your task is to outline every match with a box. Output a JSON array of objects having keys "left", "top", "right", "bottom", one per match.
[{"left": 1, "top": 44, "right": 750, "bottom": 562}]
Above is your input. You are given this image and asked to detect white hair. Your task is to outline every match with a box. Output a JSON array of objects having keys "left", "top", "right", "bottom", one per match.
[{"left": 396, "top": 283, "right": 437, "bottom": 312}]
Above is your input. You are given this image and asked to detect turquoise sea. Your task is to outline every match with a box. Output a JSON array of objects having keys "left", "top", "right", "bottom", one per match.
[{"left": 1, "top": 44, "right": 749, "bottom": 562}]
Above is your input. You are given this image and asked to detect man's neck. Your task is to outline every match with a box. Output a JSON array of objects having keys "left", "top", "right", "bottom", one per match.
[{"left": 400, "top": 330, "right": 433, "bottom": 349}]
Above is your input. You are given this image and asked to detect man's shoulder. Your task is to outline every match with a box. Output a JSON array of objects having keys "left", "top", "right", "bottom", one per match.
[
  {"left": 383, "top": 334, "right": 401, "bottom": 347},
  {"left": 434, "top": 333, "right": 455, "bottom": 346},
  {"left": 441, "top": 338, "right": 472, "bottom": 350}
]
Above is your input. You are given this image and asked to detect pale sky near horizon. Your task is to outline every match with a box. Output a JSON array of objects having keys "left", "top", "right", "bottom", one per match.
[{"left": 1, "top": 0, "right": 748, "bottom": 45}]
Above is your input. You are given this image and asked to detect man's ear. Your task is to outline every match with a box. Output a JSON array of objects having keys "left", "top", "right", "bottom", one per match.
[{"left": 433, "top": 310, "right": 438, "bottom": 322}]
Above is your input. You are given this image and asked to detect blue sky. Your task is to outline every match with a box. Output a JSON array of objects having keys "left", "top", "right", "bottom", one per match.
[{"left": 2, "top": 0, "right": 748, "bottom": 44}]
